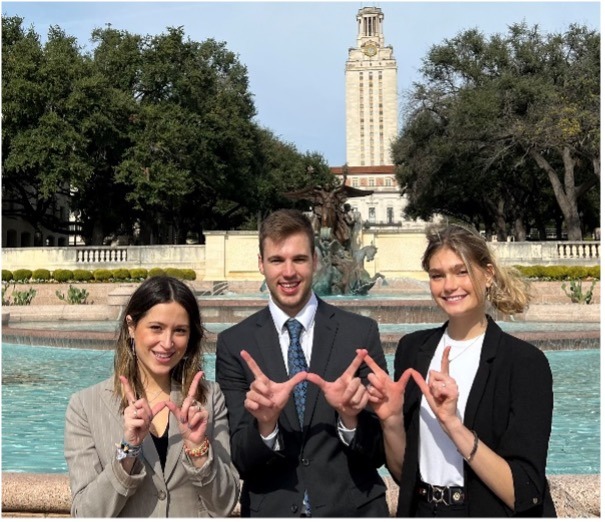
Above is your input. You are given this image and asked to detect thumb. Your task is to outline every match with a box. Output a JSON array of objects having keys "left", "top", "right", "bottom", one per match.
[
  {"left": 286, "top": 371, "right": 308, "bottom": 390},
  {"left": 164, "top": 400, "right": 180, "bottom": 416},
  {"left": 305, "top": 372, "right": 326, "bottom": 391},
  {"left": 151, "top": 401, "right": 167, "bottom": 417}
]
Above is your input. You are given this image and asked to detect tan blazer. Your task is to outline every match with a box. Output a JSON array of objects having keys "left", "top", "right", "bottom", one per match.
[{"left": 64, "top": 377, "right": 240, "bottom": 517}]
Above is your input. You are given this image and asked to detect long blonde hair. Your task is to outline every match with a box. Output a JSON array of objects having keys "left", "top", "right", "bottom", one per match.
[
  {"left": 113, "top": 276, "right": 207, "bottom": 411},
  {"left": 422, "top": 223, "right": 531, "bottom": 315}
]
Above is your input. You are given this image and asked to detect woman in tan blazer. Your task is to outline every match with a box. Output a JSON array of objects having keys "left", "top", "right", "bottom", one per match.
[{"left": 64, "top": 276, "right": 239, "bottom": 517}]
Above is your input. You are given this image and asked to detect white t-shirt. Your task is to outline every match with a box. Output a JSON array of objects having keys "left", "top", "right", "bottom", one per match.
[{"left": 418, "top": 330, "right": 484, "bottom": 486}]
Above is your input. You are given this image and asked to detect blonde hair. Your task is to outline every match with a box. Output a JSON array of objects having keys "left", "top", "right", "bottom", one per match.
[
  {"left": 113, "top": 276, "right": 207, "bottom": 411},
  {"left": 422, "top": 223, "right": 531, "bottom": 315}
]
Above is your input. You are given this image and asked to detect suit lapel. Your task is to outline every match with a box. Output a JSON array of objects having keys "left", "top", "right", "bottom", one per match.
[
  {"left": 305, "top": 300, "right": 337, "bottom": 429},
  {"left": 161, "top": 384, "right": 184, "bottom": 482},
  {"left": 408, "top": 326, "right": 445, "bottom": 406},
  {"left": 464, "top": 316, "right": 498, "bottom": 427}
]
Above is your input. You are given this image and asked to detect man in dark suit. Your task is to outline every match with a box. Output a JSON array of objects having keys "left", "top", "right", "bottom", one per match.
[{"left": 216, "top": 209, "right": 389, "bottom": 517}]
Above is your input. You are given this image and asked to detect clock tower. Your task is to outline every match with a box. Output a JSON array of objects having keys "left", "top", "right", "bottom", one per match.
[
  {"left": 334, "top": 6, "right": 406, "bottom": 228},
  {"left": 345, "top": 6, "right": 398, "bottom": 167}
]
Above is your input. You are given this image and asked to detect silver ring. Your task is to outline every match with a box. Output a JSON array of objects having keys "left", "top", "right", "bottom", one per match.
[
  {"left": 133, "top": 408, "right": 139, "bottom": 418},
  {"left": 441, "top": 382, "right": 447, "bottom": 388}
]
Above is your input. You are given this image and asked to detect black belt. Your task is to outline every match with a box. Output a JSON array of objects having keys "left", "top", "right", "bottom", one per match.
[{"left": 417, "top": 481, "right": 466, "bottom": 506}]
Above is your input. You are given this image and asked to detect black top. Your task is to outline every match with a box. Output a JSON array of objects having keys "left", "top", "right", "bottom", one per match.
[{"left": 151, "top": 424, "right": 169, "bottom": 471}]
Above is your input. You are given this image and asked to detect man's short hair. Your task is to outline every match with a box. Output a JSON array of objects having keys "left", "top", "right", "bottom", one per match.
[{"left": 259, "top": 209, "right": 315, "bottom": 258}]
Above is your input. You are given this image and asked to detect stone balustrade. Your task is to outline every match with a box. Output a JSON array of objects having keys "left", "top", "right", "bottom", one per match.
[{"left": 2, "top": 235, "right": 600, "bottom": 282}]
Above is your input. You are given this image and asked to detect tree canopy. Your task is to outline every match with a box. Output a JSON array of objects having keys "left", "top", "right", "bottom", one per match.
[
  {"left": 2, "top": 17, "right": 332, "bottom": 245},
  {"left": 393, "top": 23, "right": 599, "bottom": 240}
]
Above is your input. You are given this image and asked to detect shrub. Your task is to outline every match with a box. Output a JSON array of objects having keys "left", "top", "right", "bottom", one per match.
[
  {"left": 12, "top": 269, "right": 33, "bottom": 282},
  {"left": 148, "top": 268, "right": 166, "bottom": 278},
  {"left": 72, "top": 269, "right": 94, "bottom": 282},
  {"left": 56, "top": 284, "right": 90, "bottom": 305},
  {"left": 32, "top": 269, "right": 51, "bottom": 281},
  {"left": 53, "top": 269, "right": 74, "bottom": 282},
  {"left": 111, "top": 268, "right": 131, "bottom": 280},
  {"left": 130, "top": 268, "right": 148, "bottom": 280},
  {"left": 165, "top": 268, "right": 184, "bottom": 279},
  {"left": 2, "top": 270, "right": 13, "bottom": 282},
  {"left": 93, "top": 269, "right": 113, "bottom": 281},
  {"left": 181, "top": 269, "right": 197, "bottom": 281}
]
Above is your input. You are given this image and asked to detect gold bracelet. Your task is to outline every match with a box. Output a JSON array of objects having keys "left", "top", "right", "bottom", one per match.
[{"left": 184, "top": 437, "right": 210, "bottom": 458}]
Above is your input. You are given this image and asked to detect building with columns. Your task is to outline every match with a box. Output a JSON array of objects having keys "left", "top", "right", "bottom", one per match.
[{"left": 332, "top": 6, "right": 418, "bottom": 229}]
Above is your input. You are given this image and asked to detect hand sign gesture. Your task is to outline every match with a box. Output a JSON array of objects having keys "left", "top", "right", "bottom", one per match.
[
  {"left": 415, "top": 346, "right": 460, "bottom": 426},
  {"left": 306, "top": 348, "right": 369, "bottom": 428},
  {"left": 120, "top": 375, "right": 167, "bottom": 448},
  {"left": 363, "top": 353, "right": 419, "bottom": 425},
  {"left": 240, "top": 349, "right": 307, "bottom": 435},
  {"left": 166, "top": 371, "right": 209, "bottom": 449}
]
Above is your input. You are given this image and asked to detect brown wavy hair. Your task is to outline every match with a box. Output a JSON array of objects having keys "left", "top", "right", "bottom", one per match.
[
  {"left": 422, "top": 223, "right": 532, "bottom": 315},
  {"left": 113, "top": 276, "right": 207, "bottom": 411}
]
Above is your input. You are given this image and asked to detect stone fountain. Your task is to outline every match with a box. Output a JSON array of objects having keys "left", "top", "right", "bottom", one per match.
[{"left": 285, "top": 175, "right": 385, "bottom": 295}]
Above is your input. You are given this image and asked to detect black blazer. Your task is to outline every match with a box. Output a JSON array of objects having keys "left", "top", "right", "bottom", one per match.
[
  {"left": 216, "top": 298, "right": 389, "bottom": 517},
  {"left": 395, "top": 316, "right": 556, "bottom": 517}
]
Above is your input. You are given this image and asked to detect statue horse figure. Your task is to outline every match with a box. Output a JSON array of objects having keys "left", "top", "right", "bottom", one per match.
[
  {"left": 352, "top": 243, "right": 378, "bottom": 269},
  {"left": 348, "top": 243, "right": 385, "bottom": 295}
]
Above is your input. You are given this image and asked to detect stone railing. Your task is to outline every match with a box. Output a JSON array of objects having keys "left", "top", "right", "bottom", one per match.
[
  {"left": 75, "top": 247, "right": 128, "bottom": 263},
  {"left": 2, "top": 236, "right": 600, "bottom": 283},
  {"left": 557, "top": 241, "right": 600, "bottom": 260}
]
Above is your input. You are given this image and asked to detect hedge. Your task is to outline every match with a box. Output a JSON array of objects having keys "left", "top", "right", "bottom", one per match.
[
  {"left": 12, "top": 269, "right": 33, "bottom": 282},
  {"left": 2, "top": 270, "right": 13, "bottom": 282},
  {"left": 32, "top": 269, "right": 51, "bottom": 281},
  {"left": 53, "top": 269, "right": 74, "bottom": 282}
]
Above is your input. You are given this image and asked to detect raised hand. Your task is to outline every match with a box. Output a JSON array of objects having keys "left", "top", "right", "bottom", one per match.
[
  {"left": 410, "top": 347, "right": 459, "bottom": 426},
  {"left": 306, "top": 349, "right": 369, "bottom": 428},
  {"left": 363, "top": 353, "right": 419, "bottom": 425},
  {"left": 240, "top": 349, "right": 307, "bottom": 435},
  {"left": 166, "top": 371, "right": 209, "bottom": 448},
  {"left": 120, "top": 375, "right": 167, "bottom": 447}
]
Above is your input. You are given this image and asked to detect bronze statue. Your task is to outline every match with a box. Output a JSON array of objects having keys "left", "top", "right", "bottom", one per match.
[
  {"left": 284, "top": 174, "right": 373, "bottom": 247},
  {"left": 284, "top": 174, "right": 385, "bottom": 295}
]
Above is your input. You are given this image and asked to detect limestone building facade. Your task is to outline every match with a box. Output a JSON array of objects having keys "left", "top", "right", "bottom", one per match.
[{"left": 333, "top": 6, "right": 416, "bottom": 229}]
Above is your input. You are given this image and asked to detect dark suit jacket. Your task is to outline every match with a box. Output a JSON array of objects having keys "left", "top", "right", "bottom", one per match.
[
  {"left": 215, "top": 297, "right": 389, "bottom": 517},
  {"left": 394, "top": 316, "right": 556, "bottom": 517}
]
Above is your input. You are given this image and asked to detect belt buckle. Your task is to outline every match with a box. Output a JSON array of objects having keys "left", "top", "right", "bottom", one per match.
[{"left": 430, "top": 485, "right": 449, "bottom": 506}]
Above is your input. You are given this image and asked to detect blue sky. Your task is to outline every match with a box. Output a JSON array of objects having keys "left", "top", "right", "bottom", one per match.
[{"left": 2, "top": 1, "right": 600, "bottom": 166}]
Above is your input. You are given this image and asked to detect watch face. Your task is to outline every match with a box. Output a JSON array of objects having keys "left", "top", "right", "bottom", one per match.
[{"left": 363, "top": 43, "right": 377, "bottom": 57}]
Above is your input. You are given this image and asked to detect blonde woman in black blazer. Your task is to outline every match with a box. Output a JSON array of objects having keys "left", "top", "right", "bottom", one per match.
[
  {"left": 365, "top": 224, "right": 556, "bottom": 517},
  {"left": 65, "top": 276, "right": 239, "bottom": 517}
]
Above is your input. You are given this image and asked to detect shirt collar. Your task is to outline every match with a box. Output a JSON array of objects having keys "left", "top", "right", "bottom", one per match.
[{"left": 268, "top": 292, "right": 318, "bottom": 333}]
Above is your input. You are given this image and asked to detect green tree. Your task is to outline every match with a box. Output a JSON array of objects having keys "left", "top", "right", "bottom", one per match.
[
  {"left": 393, "top": 23, "right": 599, "bottom": 240},
  {"left": 2, "top": 17, "right": 91, "bottom": 241}
]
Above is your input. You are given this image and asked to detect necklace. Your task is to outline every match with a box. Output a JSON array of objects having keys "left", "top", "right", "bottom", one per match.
[
  {"left": 445, "top": 331, "right": 485, "bottom": 363},
  {"left": 145, "top": 387, "right": 167, "bottom": 404}
]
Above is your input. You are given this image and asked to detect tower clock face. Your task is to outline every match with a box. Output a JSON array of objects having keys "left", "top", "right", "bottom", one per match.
[{"left": 363, "top": 43, "right": 378, "bottom": 57}]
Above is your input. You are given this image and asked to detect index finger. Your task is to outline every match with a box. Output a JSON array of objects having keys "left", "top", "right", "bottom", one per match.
[
  {"left": 441, "top": 346, "right": 451, "bottom": 376},
  {"left": 340, "top": 349, "right": 367, "bottom": 380},
  {"left": 187, "top": 371, "right": 204, "bottom": 398},
  {"left": 119, "top": 375, "right": 136, "bottom": 404},
  {"left": 362, "top": 352, "right": 387, "bottom": 377},
  {"left": 240, "top": 350, "right": 267, "bottom": 380}
]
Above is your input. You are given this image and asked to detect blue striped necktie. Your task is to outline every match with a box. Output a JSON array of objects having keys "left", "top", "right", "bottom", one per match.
[
  {"left": 286, "top": 318, "right": 308, "bottom": 427},
  {"left": 285, "top": 318, "right": 311, "bottom": 515}
]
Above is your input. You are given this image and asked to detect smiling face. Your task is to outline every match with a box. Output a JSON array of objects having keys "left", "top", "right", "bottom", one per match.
[
  {"left": 259, "top": 231, "right": 317, "bottom": 317},
  {"left": 428, "top": 246, "right": 493, "bottom": 326},
  {"left": 127, "top": 301, "right": 190, "bottom": 385}
]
